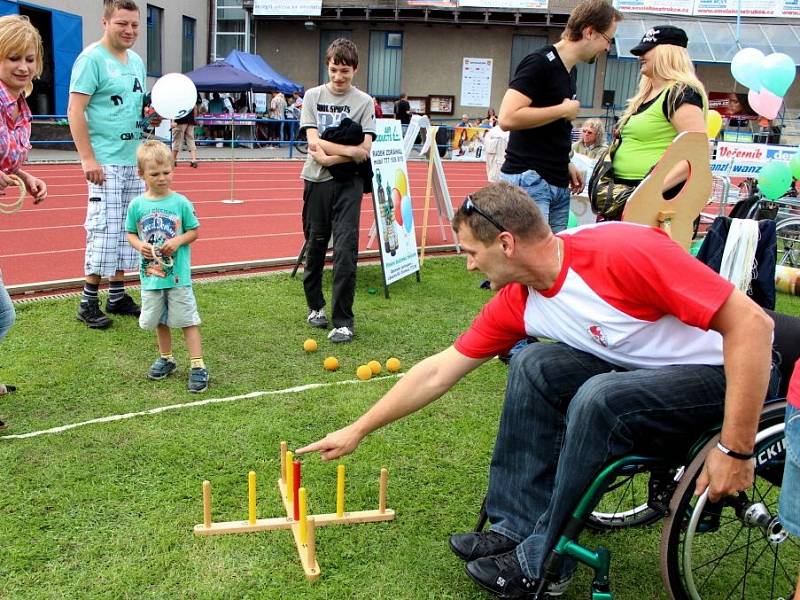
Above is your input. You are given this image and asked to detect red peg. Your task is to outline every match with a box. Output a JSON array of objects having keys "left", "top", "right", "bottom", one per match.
[{"left": 292, "top": 460, "right": 301, "bottom": 521}]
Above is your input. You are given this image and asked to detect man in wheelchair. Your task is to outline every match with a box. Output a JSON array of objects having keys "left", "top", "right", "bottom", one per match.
[{"left": 298, "top": 181, "right": 776, "bottom": 598}]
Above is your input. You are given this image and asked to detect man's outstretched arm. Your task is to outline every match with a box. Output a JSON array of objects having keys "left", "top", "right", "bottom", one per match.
[{"left": 296, "top": 346, "right": 489, "bottom": 461}]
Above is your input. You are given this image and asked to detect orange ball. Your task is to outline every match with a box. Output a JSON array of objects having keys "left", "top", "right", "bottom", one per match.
[
  {"left": 303, "top": 339, "right": 318, "bottom": 352},
  {"left": 386, "top": 357, "right": 401, "bottom": 373},
  {"left": 367, "top": 360, "right": 382, "bottom": 375},
  {"left": 356, "top": 365, "right": 373, "bottom": 380},
  {"left": 323, "top": 356, "right": 339, "bottom": 371}
]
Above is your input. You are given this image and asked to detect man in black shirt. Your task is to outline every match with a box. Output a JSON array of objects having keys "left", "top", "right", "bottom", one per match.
[
  {"left": 395, "top": 93, "right": 411, "bottom": 128},
  {"left": 499, "top": 0, "right": 622, "bottom": 232}
]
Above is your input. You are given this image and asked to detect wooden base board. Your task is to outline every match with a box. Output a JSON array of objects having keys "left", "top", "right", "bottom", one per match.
[{"left": 193, "top": 476, "right": 395, "bottom": 580}]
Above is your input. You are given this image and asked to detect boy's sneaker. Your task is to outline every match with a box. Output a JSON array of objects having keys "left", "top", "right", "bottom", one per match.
[
  {"left": 77, "top": 301, "right": 113, "bottom": 329},
  {"left": 148, "top": 357, "right": 177, "bottom": 380},
  {"left": 328, "top": 326, "right": 353, "bottom": 343},
  {"left": 188, "top": 367, "right": 209, "bottom": 393},
  {"left": 106, "top": 294, "right": 141, "bottom": 317},
  {"left": 307, "top": 308, "right": 328, "bottom": 328}
]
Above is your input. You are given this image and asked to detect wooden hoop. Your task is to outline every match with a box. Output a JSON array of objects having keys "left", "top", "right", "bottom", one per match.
[{"left": 0, "top": 174, "right": 26, "bottom": 215}]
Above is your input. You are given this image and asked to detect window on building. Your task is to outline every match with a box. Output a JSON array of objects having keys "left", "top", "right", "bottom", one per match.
[
  {"left": 215, "top": 0, "right": 251, "bottom": 61},
  {"left": 510, "top": 35, "right": 547, "bottom": 78},
  {"left": 182, "top": 16, "right": 195, "bottom": 73},
  {"left": 575, "top": 63, "right": 596, "bottom": 108},
  {"left": 146, "top": 5, "right": 163, "bottom": 77},
  {"left": 368, "top": 31, "right": 402, "bottom": 97},
  {"left": 603, "top": 57, "right": 640, "bottom": 110}
]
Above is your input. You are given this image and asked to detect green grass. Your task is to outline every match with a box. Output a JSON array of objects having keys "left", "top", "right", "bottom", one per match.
[{"left": 1, "top": 259, "right": 798, "bottom": 599}]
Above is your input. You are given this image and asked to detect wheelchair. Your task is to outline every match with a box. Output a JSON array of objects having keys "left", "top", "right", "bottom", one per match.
[{"left": 474, "top": 309, "right": 800, "bottom": 599}]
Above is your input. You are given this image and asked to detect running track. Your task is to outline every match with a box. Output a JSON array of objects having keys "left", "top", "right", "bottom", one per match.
[{"left": 0, "top": 160, "right": 488, "bottom": 290}]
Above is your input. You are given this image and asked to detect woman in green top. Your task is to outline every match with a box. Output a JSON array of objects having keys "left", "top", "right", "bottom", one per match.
[{"left": 609, "top": 25, "right": 707, "bottom": 218}]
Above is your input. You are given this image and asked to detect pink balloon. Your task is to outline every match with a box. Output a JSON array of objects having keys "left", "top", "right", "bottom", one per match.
[
  {"left": 391, "top": 187, "right": 402, "bottom": 226},
  {"left": 748, "top": 88, "right": 783, "bottom": 120}
]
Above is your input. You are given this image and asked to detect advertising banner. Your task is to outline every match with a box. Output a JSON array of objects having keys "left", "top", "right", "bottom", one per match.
[
  {"left": 451, "top": 127, "right": 488, "bottom": 161},
  {"left": 253, "top": 0, "right": 322, "bottom": 15},
  {"left": 711, "top": 141, "right": 798, "bottom": 176},
  {"left": 461, "top": 58, "right": 493, "bottom": 107},
  {"left": 370, "top": 120, "right": 421, "bottom": 287},
  {"left": 613, "top": 0, "right": 694, "bottom": 14}
]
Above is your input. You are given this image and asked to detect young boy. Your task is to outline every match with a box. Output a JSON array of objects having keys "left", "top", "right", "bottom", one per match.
[
  {"left": 125, "top": 141, "right": 208, "bottom": 393},
  {"left": 301, "top": 37, "right": 375, "bottom": 343}
]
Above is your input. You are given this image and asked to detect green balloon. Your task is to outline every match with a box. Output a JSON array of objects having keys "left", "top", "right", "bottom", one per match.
[
  {"left": 790, "top": 151, "right": 800, "bottom": 181},
  {"left": 567, "top": 211, "right": 578, "bottom": 229},
  {"left": 758, "top": 161, "right": 793, "bottom": 200}
]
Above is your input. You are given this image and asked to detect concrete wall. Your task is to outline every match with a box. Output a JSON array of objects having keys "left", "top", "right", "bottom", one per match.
[{"left": 26, "top": 0, "right": 210, "bottom": 87}]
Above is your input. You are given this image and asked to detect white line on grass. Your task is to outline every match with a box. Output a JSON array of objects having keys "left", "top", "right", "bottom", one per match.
[{"left": 1, "top": 374, "right": 402, "bottom": 441}]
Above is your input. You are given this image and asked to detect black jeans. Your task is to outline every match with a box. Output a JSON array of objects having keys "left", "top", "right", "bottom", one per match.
[{"left": 302, "top": 177, "right": 363, "bottom": 329}]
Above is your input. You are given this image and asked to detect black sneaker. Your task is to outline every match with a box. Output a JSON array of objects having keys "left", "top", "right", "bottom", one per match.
[
  {"left": 465, "top": 550, "right": 572, "bottom": 598},
  {"left": 77, "top": 301, "right": 113, "bottom": 329},
  {"left": 106, "top": 294, "right": 141, "bottom": 317},
  {"left": 148, "top": 357, "right": 177, "bottom": 380},
  {"left": 327, "top": 326, "right": 353, "bottom": 343},
  {"left": 188, "top": 367, "right": 209, "bottom": 393},
  {"left": 0, "top": 418, "right": 7, "bottom": 431},
  {"left": 307, "top": 308, "right": 328, "bottom": 328},
  {"left": 449, "top": 530, "right": 518, "bottom": 561}
]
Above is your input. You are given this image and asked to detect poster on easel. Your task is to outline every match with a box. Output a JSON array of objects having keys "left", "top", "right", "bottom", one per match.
[
  {"left": 420, "top": 125, "right": 459, "bottom": 264},
  {"left": 370, "top": 119, "right": 420, "bottom": 291}
]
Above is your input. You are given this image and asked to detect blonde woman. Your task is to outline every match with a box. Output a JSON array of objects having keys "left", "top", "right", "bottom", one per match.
[
  {"left": 0, "top": 14, "right": 48, "bottom": 428},
  {"left": 607, "top": 25, "right": 706, "bottom": 218}
]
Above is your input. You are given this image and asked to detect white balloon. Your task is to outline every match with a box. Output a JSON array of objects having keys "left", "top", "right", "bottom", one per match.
[{"left": 151, "top": 73, "right": 197, "bottom": 120}]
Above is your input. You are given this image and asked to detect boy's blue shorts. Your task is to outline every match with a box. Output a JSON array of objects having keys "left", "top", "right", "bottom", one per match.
[{"left": 779, "top": 403, "right": 800, "bottom": 537}]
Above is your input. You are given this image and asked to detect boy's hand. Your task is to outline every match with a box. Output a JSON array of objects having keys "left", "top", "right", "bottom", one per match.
[
  {"left": 308, "top": 143, "right": 331, "bottom": 167},
  {"left": 140, "top": 243, "right": 155, "bottom": 260},
  {"left": 348, "top": 145, "right": 369, "bottom": 164},
  {"left": 159, "top": 238, "right": 181, "bottom": 256}
]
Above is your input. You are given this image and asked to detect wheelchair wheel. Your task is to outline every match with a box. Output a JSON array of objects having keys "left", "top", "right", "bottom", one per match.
[
  {"left": 659, "top": 402, "right": 798, "bottom": 600},
  {"left": 586, "top": 462, "right": 666, "bottom": 531},
  {"left": 776, "top": 216, "right": 800, "bottom": 268}
]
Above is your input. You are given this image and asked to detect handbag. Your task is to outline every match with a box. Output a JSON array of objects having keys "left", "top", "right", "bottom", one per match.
[{"left": 587, "top": 139, "right": 637, "bottom": 221}]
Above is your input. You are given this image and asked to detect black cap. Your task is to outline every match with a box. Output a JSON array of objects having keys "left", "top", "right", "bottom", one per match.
[{"left": 630, "top": 25, "right": 688, "bottom": 56}]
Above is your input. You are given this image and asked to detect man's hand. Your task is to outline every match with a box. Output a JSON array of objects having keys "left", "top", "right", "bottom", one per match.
[
  {"left": 20, "top": 173, "right": 47, "bottom": 203},
  {"left": 0, "top": 172, "right": 16, "bottom": 190},
  {"left": 694, "top": 446, "right": 754, "bottom": 503},
  {"left": 82, "top": 158, "right": 105, "bottom": 186},
  {"left": 568, "top": 163, "right": 584, "bottom": 194},
  {"left": 295, "top": 424, "right": 365, "bottom": 461},
  {"left": 561, "top": 98, "right": 580, "bottom": 122}
]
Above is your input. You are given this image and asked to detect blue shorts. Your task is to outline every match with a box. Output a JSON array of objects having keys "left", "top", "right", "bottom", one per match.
[
  {"left": 139, "top": 286, "right": 201, "bottom": 331},
  {"left": 779, "top": 403, "right": 800, "bottom": 537}
]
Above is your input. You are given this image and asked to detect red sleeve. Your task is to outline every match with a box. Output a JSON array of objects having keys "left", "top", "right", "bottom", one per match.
[
  {"left": 788, "top": 360, "right": 800, "bottom": 408},
  {"left": 570, "top": 225, "right": 734, "bottom": 329},
  {"left": 454, "top": 283, "right": 529, "bottom": 359}
]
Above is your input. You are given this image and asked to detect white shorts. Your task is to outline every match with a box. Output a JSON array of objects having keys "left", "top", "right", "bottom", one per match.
[
  {"left": 84, "top": 165, "right": 144, "bottom": 277},
  {"left": 139, "top": 286, "right": 202, "bottom": 330}
]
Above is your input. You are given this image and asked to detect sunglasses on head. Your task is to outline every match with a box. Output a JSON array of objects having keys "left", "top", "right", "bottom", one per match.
[{"left": 461, "top": 195, "right": 507, "bottom": 233}]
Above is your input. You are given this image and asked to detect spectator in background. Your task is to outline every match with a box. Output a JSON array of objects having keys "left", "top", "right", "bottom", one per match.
[
  {"left": 484, "top": 123, "right": 509, "bottom": 183},
  {"left": 373, "top": 96, "right": 383, "bottom": 118},
  {"left": 172, "top": 94, "right": 201, "bottom": 168},
  {"left": 486, "top": 107, "right": 498, "bottom": 127},
  {"left": 571, "top": 118, "right": 607, "bottom": 159},
  {"left": 457, "top": 113, "right": 471, "bottom": 128},
  {"left": 207, "top": 92, "right": 225, "bottom": 114},
  {"left": 270, "top": 89, "right": 288, "bottom": 144},
  {"left": 394, "top": 93, "right": 411, "bottom": 128}
]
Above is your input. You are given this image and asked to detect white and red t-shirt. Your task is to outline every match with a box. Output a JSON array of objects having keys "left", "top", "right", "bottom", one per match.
[
  {"left": 787, "top": 360, "right": 800, "bottom": 408},
  {"left": 455, "top": 223, "right": 734, "bottom": 370}
]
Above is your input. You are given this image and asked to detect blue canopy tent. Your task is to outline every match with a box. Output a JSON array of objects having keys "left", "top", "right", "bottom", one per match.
[
  {"left": 184, "top": 60, "right": 275, "bottom": 93},
  {"left": 224, "top": 50, "right": 304, "bottom": 94}
]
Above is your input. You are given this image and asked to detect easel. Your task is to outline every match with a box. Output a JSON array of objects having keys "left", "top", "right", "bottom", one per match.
[{"left": 622, "top": 131, "right": 712, "bottom": 250}]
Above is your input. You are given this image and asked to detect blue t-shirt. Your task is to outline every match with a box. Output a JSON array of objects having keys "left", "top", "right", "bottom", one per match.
[
  {"left": 69, "top": 43, "right": 147, "bottom": 166},
  {"left": 125, "top": 192, "right": 199, "bottom": 290}
]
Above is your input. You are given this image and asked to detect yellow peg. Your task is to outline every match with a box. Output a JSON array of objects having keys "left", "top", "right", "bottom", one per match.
[
  {"left": 280, "top": 441, "right": 288, "bottom": 483},
  {"left": 299, "top": 487, "right": 308, "bottom": 544},
  {"left": 286, "top": 451, "right": 294, "bottom": 505},
  {"left": 248, "top": 471, "right": 257, "bottom": 524},
  {"left": 336, "top": 464, "right": 345, "bottom": 517}
]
